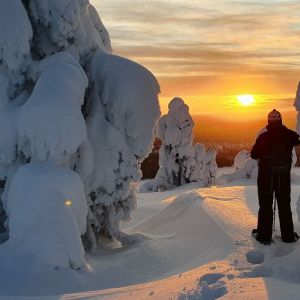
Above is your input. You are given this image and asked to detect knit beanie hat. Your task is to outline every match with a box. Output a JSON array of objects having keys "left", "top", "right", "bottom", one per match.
[{"left": 268, "top": 109, "right": 282, "bottom": 125}]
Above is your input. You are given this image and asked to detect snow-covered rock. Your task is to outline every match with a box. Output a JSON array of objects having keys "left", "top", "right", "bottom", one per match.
[{"left": 7, "top": 163, "right": 87, "bottom": 269}]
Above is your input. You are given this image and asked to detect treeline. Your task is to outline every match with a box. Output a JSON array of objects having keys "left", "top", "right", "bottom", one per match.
[
  {"left": 141, "top": 140, "right": 253, "bottom": 179},
  {"left": 141, "top": 114, "right": 300, "bottom": 179}
]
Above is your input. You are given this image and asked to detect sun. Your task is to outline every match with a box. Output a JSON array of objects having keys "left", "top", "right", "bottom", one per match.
[{"left": 237, "top": 94, "right": 255, "bottom": 106}]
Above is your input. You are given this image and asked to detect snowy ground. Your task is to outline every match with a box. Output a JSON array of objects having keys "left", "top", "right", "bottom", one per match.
[{"left": 1, "top": 168, "right": 300, "bottom": 299}]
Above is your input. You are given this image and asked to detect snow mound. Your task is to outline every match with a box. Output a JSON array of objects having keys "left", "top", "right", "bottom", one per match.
[
  {"left": 138, "top": 179, "right": 155, "bottom": 193},
  {"left": 6, "top": 163, "right": 87, "bottom": 269},
  {"left": 129, "top": 191, "right": 204, "bottom": 234},
  {"left": 217, "top": 158, "right": 257, "bottom": 185},
  {"left": 179, "top": 273, "right": 228, "bottom": 300},
  {"left": 128, "top": 190, "right": 234, "bottom": 262},
  {"left": 246, "top": 250, "right": 265, "bottom": 265},
  {"left": 234, "top": 150, "right": 250, "bottom": 171}
]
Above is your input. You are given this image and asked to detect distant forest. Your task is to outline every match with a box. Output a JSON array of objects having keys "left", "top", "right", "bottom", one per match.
[{"left": 141, "top": 115, "right": 300, "bottom": 179}]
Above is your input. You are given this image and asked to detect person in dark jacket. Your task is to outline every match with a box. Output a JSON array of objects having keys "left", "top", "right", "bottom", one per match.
[{"left": 251, "top": 109, "right": 300, "bottom": 245}]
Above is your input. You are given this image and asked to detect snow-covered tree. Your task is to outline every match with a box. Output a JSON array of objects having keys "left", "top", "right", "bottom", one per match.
[
  {"left": 153, "top": 97, "right": 196, "bottom": 191},
  {"left": 0, "top": 0, "right": 160, "bottom": 259},
  {"left": 153, "top": 97, "right": 217, "bottom": 191}
]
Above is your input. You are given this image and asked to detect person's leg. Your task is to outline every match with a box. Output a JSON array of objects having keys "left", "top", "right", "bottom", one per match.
[
  {"left": 275, "top": 171, "right": 295, "bottom": 242},
  {"left": 257, "top": 174, "right": 274, "bottom": 241}
]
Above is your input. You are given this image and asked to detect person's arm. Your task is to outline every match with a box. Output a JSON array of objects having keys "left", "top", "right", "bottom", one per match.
[
  {"left": 291, "top": 131, "right": 300, "bottom": 147},
  {"left": 251, "top": 136, "right": 262, "bottom": 160}
]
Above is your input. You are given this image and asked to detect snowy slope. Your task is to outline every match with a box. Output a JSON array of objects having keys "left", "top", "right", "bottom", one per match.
[{"left": 1, "top": 169, "right": 300, "bottom": 299}]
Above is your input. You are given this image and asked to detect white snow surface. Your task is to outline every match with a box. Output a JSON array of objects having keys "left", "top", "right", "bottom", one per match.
[
  {"left": 5, "top": 163, "right": 87, "bottom": 270},
  {"left": 1, "top": 169, "right": 300, "bottom": 298}
]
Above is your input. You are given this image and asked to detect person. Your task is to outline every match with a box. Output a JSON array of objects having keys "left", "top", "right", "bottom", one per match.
[{"left": 251, "top": 109, "right": 300, "bottom": 245}]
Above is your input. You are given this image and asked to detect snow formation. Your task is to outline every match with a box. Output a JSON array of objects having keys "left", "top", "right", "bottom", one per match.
[
  {"left": 0, "top": 0, "right": 160, "bottom": 262},
  {"left": 153, "top": 97, "right": 217, "bottom": 191},
  {"left": 203, "top": 149, "right": 218, "bottom": 186},
  {"left": 7, "top": 163, "right": 87, "bottom": 269},
  {"left": 234, "top": 150, "right": 251, "bottom": 171}
]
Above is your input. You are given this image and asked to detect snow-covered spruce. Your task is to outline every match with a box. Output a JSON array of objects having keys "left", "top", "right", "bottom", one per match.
[
  {"left": 0, "top": 0, "right": 160, "bottom": 256},
  {"left": 7, "top": 163, "right": 87, "bottom": 269},
  {"left": 153, "top": 97, "right": 216, "bottom": 191}
]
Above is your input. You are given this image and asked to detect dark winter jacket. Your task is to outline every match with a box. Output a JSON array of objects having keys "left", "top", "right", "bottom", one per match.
[{"left": 251, "top": 124, "right": 300, "bottom": 174}]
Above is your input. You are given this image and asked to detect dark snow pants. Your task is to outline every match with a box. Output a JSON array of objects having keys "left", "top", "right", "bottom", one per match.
[{"left": 257, "top": 170, "right": 294, "bottom": 241}]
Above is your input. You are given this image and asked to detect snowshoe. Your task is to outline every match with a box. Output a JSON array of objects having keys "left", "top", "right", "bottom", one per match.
[
  {"left": 251, "top": 229, "right": 258, "bottom": 236},
  {"left": 251, "top": 229, "right": 273, "bottom": 246},
  {"left": 281, "top": 232, "right": 299, "bottom": 243}
]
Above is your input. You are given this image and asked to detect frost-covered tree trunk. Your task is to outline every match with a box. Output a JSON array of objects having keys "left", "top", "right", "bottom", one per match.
[{"left": 0, "top": 0, "right": 160, "bottom": 255}]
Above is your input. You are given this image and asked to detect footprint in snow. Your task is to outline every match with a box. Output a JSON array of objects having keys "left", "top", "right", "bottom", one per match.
[
  {"left": 178, "top": 273, "right": 228, "bottom": 300},
  {"left": 199, "top": 273, "right": 225, "bottom": 285},
  {"left": 246, "top": 250, "right": 265, "bottom": 264}
]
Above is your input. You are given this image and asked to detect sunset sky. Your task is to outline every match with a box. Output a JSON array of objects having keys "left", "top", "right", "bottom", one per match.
[{"left": 91, "top": 0, "right": 300, "bottom": 121}]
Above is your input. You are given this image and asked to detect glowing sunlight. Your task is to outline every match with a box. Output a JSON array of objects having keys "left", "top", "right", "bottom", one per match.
[{"left": 237, "top": 94, "right": 255, "bottom": 106}]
